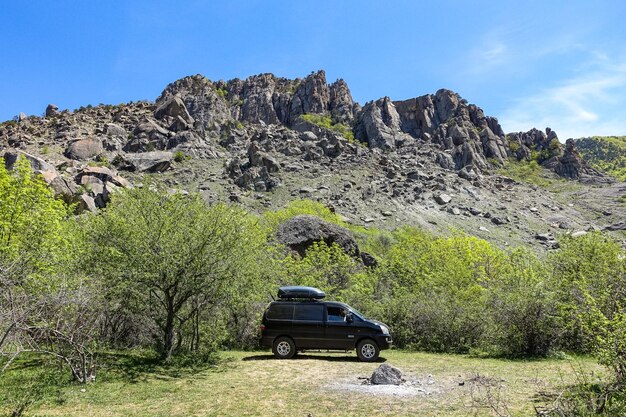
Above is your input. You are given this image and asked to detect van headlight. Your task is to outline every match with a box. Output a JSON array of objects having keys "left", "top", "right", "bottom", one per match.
[{"left": 379, "top": 325, "right": 389, "bottom": 335}]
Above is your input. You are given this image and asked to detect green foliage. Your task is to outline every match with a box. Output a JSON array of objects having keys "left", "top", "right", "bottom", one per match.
[
  {"left": 83, "top": 186, "right": 268, "bottom": 360},
  {"left": 273, "top": 241, "right": 362, "bottom": 298},
  {"left": 498, "top": 159, "right": 553, "bottom": 187},
  {"left": 0, "top": 157, "right": 70, "bottom": 269},
  {"left": 261, "top": 199, "right": 346, "bottom": 233},
  {"left": 173, "top": 150, "right": 189, "bottom": 163},
  {"left": 550, "top": 232, "right": 626, "bottom": 352},
  {"left": 483, "top": 248, "right": 558, "bottom": 356},
  {"left": 215, "top": 87, "right": 228, "bottom": 98},
  {"left": 374, "top": 229, "right": 506, "bottom": 352},
  {"left": 576, "top": 136, "right": 626, "bottom": 181},
  {"left": 299, "top": 113, "right": 356, "bottom": 142},
  {"left": 0, "top": 357, "right": 68, "bottom": 416}
]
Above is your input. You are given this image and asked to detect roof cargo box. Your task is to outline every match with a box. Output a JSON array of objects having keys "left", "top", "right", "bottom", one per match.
[{"left": 277, "top": 286, "right": 325, "bottom": 300}]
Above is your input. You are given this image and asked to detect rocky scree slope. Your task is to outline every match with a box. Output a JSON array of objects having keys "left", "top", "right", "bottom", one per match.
[{"left": 1, "top": 70, "right": 624, "bottom": 249}]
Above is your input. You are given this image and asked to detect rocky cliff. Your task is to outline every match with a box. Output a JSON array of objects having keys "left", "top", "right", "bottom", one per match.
[{"left": 1, "top": 70, "right": 623, "bottom": 249}]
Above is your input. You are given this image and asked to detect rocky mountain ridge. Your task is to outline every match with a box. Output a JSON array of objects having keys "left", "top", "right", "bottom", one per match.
[{"left": 1, "top": 70, "right": 624, "bottom": 249}]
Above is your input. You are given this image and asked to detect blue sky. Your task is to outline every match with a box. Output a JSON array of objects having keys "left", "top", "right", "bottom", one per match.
[{"left": 1, "top": 0, "right": 625, "bottom": 139}]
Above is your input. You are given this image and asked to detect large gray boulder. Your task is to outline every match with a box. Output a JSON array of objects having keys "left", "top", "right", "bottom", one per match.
[
  {"left": 126, "top": 118, "right": 170, "bottom": 152},
  {"left": 45, "top": 104, "right": 59, "bottom": 117},
  {"left": 120, "top": 151, "right": 172, "bottom": 172},
  {"left": 65, "top": 138, "right": 104, "bottom": 160},
  {"left": 154, "top": 95, "right": 194, "bottom": 125},
  {"left": 370, "top": 364, "right": 404, "bottom": 385},
  {"left": 248, "top": 142, "right": 280, "bottom": 173},
  {"left": 276, "top": 215, "right": 359, "bottom": 257},
  {"left": 4, "top": 150, "right": 55, "bottom": 173}
]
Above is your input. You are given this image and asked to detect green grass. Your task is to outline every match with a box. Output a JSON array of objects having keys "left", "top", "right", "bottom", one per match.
[
  {"left": 299, "top": 113, "right": 356, "bottom": 142},
  {"left": 0, "top": 350, "right": 604, "bottom": 417},
  {"left": 498, "top": 159, "right": 556, "bottom": 188}
]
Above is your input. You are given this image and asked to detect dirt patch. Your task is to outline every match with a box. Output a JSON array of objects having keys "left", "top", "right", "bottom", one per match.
[{"left": 327, "top": 374, "right": 450, "bottom": 397}]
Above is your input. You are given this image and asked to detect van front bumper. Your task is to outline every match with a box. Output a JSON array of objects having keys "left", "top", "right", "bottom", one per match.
[{"left": 376, "top": 335, "right": 393, "bottom": 350}]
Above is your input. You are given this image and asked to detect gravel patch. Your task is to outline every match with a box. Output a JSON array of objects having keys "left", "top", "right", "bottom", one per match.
[{"left": 327, "top": 374, "right": 442, "bottom": 397}]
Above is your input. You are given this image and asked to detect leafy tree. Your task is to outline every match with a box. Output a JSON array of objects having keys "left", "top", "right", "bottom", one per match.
[
  {"left": 85, "top": 186, "right": 265, "bottom": 361},
  {"left": 0, "top": 157, "right": 97, "bottom": 383},
  {"left": 274, "top": 241, "right": 362, "bottom": 297},
  {"left": 484, "top": 247, "right": 557, "bottom": 356},
  {"left": 550, "top": 232, "right": 626, "bottom": 352},
  {"left": 379, "top": 228, "right": 506, "bottom": 352}
]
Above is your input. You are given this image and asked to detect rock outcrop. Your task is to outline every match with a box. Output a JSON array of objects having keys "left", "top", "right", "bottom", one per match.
[
  {"left": 0, "top": 68, "right": 619, "bottom": 246},
  {"left": 276, "top": 215, "right": 360, "bottom": 257},
  {"left": 508, "top": 128, "right": 606, "bottom": 180},
  {"left": 391, "top": 89, "right": 508, "bottom": 169}
]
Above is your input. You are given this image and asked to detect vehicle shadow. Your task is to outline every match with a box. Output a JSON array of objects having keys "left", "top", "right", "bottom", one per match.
[{"left": 242, "top": 353, "right": 387, "bottom": 363}]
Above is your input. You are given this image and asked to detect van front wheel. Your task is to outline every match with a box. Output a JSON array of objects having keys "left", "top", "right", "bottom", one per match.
[
  {"left": 357, "top": 339, "right": 380, "bottom": 362},
  {"left": 272, "top": 337, "right": 296, "bottom": 359}
]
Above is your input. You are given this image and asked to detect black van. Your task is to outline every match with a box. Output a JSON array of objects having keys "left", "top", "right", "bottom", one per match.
[{"left": 260, "top": 286, "right": 392, "bottom": 362}]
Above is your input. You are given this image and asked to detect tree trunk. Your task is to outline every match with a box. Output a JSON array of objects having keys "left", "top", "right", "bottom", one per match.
[{"left": 162, "top": 298, "right": 176, "bottom": 362}]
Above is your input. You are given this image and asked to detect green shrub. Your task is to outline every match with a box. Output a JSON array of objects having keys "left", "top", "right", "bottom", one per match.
[
  {"left": 299, "top": 113, "right": 356, "bottom": 142},
  {"left": 215, "top": 87, "right": 227, "bottom": 98},
  {"left": 173, "top": 150, "right": 186, "bottom": 162}
]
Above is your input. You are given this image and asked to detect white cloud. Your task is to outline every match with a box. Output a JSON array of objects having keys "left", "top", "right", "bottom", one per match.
[{"left": 498, "top": 58, "right": 626, "bottom": 139}]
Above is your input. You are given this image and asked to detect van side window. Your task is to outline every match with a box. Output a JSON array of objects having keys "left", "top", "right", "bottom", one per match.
[
  {"left": 267, "top": 304, "right": 294, "bottom": 320},
  {"left": 327, "top": 306, "right": 347, "bottom": 322},
  {"left": 293, "top": 304, "right": 324, "bottom": 321}
]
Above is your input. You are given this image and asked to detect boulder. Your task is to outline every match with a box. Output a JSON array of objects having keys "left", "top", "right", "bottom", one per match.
[
  {"left": 65, "top": 138, "right": 104, "bottom": 160},
  {"left": 248, "top": 142, "right": 280, "bottom": 173},
  {"left": 76, "top": 166, "right": 112, "bottom": 181},
  {"left": 78, "top": 194, "right": 97, "bottom": 213},
  {"left": 105, "top": 123, "right": 127, "bottom": 137},
  {"left": 235, "top": 166, "right": 280, "bottom": 192},
  {"left": 605, "top": 221, "right": 626, "bottom": 231},
  {"left": 127, "top": 118, "right": 170, "bottom": 151},
  {"left": 434, "top": 193, "right": 452, "bottom": 205},
  {"left": 300, "top": 131, "right": 318, "bottom": 142},
  {"left": 276, "top": 215, "right": 360, "bottom": 257},
  {"left": 120, "top": 151, "right": 173, "bottom": 173},
  {"left": 40, "top": 170, "right": 77, "bottom": 203},
  {"left": 4, "top": 150, "right": 55, "bottom": 173},
  {"left": 154, "top": 95, "right": 194, "bottom": 125},
  {"left": 370, "top": 364, "right": 403, "bottom": 385},
  {"left": 360, "top": 252, "right": 378, "bottom": 267},
  {"left": 45, "top": 104, "right": 59, "bottom": 117}
]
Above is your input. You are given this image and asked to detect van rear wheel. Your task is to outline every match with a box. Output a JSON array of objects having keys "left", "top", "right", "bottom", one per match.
[
  {"left": 357, "top": 339, "right": 380, "bottom": 362},
  {"left": 272, "top": 337, "right": 296, "bottom": 359}
]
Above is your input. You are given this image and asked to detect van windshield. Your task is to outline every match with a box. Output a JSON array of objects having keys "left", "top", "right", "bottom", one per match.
[{"left": 349, "top": 308, "right": 366, "bottom": 320}]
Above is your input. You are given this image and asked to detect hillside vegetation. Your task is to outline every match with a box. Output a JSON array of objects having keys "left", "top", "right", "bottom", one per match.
[
  {"left": 1, "top": 157, "right": 626, "bottom": 416},
  {"left": 575, "top": 136, "right": 626, "bottom": 181}
]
